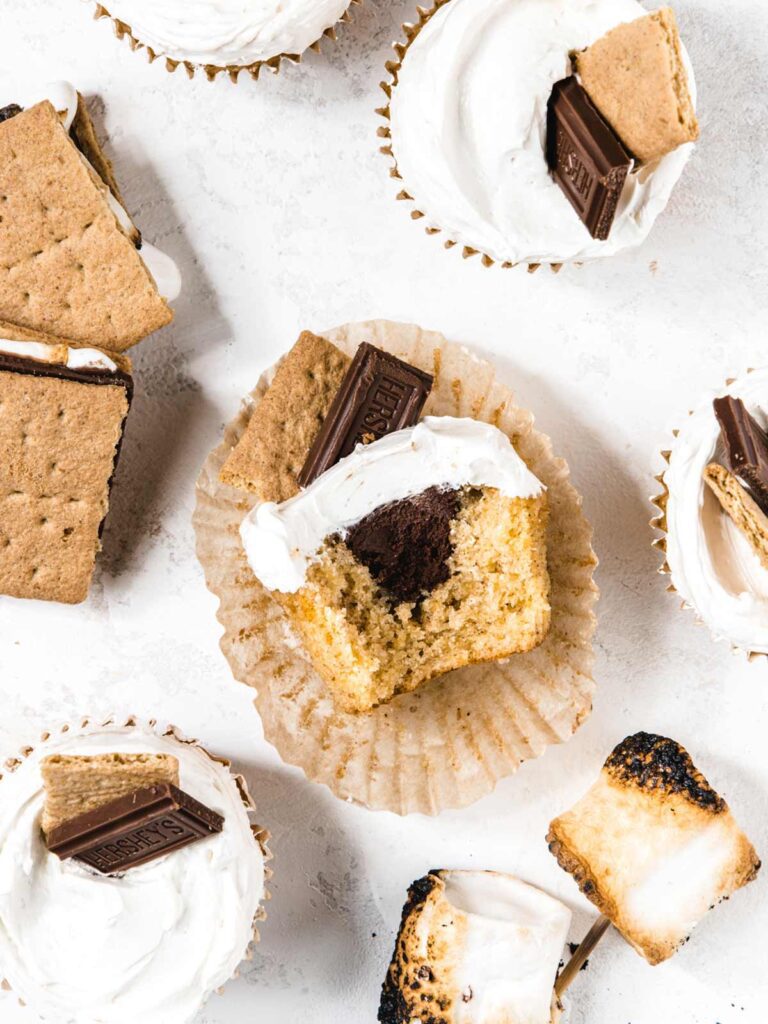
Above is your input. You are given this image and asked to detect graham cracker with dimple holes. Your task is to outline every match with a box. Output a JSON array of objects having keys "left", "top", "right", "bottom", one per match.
[
  {"left": 41, "top": 752, "right": 179, "bottom": 835},
  {"left": 575, "top": 7, "right": 698, "bottom": 164},
  {"left": 219, "top": 330, "right": 351, "bottom": 502},
  {"left": 0, "top": 324, "right": 132, "bottom": 603},
  {"left": 0, "top": 100, "right": 171, "bottom": 350},
  {"left": 69, "top": 91, "right": 140, "bottom": 245},
  {"left": 704, "top": 462, "right": 768, "bottom": 571}
]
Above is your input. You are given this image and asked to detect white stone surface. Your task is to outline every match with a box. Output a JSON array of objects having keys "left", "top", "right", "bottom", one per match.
[{"left": 0, "top": 1, "right": 766, "bottom": 1022}]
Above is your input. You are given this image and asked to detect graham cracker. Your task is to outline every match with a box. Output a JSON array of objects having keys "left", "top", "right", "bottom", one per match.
[
  {"left": 0, "top": 323, "right": 132, "bottom": 603},
  {"left": 703, "top": 462, "right": 768, "bottom": 571},
  {"left": 220, "top": 331, "right": 351, "bottom": 502},
  {"left": 0, "top": 100, "right": 171, "bottom": 350},
  {"left": 575, "top": 8, "right": 699, "bottom": 163},
  {"left": 69, "top": 91, "right": 140, "bottom": 245},
  {"left": 41, "top": 752, "right": 179, "bottom": 835}
]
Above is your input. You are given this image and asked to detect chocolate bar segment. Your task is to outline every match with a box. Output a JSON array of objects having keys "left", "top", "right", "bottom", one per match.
[
  {"left": 298, "top": 343, "right": 433, "bottom": 487},
  {"left": 713, "top": 396, "right": 768, "bottom": 516},
  {"left": 547, "top": 76, "right": 632, "bottom": 240},
  {"left": 46, "top": 783, "right": 224, "bottom": 874}
]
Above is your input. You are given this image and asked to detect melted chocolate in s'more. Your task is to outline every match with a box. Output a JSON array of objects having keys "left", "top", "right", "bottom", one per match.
[
  {"left": 0, "top": 104, "right": 22, "bottom": 125},
  {"left": 547, "top": 76, "right": 632, "bottom": 240},
  {"left": 346, "top": 486, "right": 460, "bottom": 603},
  {"left": 713, "top": 396, "right": 768, "bottom": 516},
  {"left": 298, "top": 343, "right": 433, "bottom": 488},
  {"left": 46, "top": 782, "right": 224, "bottom": 874}
]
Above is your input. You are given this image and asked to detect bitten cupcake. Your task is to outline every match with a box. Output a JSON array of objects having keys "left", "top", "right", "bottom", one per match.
[
  {"left": 0, "top": 718, "right": 268, "bottom": 1024},
  {"left": 93, "top": 0, "right": 357, "bottom": 79},
  {"left": 380, "top": 0, "right": 698, "bottom": 266},
  {"left": 654, "top": 370, "right": 768, "bottom": 654},
  {"left": 194, "top": 320, "right": 598, "bottom": 814}
]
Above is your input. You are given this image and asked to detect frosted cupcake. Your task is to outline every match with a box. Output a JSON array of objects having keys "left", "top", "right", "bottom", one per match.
[
  {"left": 93, "top": 0, "right": 357, "bottom": 79},
  {"left": 0, "top": 718, "right": 268, "bottom": 1024},
  {"left": 654, "top": 370, "right": 768, "bottom": 655},
  {"left": 381, "top": 0, "right": 698, "bottom": 266}
]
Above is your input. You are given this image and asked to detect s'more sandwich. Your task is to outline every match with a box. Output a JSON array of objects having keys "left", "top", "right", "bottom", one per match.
[
  {"left": 0, "top": 321, "right": 132, "bottom": 603},
  {"left": 548, "top": 732, "right": 760, "bottom": 965},
  {"left": 0, "top": 82, "right": 180, "bottom": 351}
]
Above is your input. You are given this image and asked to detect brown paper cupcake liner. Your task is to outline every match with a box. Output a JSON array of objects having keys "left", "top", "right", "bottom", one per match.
[
  {"left": 0, "top": 714, "right": 272, "bottom": 1008},
  {"left": 650, "top": 369, "right": 765, "bottom": 661},
  {"left": 92, "top": 1, "right": 360, "bottom": 82},
  {"left": 377, "top": 0, "right": 569, "bottom": 275},
  {"left": 194, "top": 320, "right": 598, "bottom": 815}
]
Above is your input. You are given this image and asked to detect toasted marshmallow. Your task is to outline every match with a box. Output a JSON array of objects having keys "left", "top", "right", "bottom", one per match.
[
  {"left": 548, "top": 733, "right": 760, "bottom": 965},
  {"left": 379, "top": 870, "right": 571, "bottom": 1024}
]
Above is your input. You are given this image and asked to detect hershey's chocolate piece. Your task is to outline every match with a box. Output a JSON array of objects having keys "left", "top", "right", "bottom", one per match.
[
  {"left": 345, "top": 486, "right": 460, "bottom": 603},
  {"left": 0, "top": 104, "right": 22, "bottom": 125},
  {"left": 713, "top": 396, "right": 768, "bottom": 516},
  {"left": 297, "top": 342, "right": 433, "bottom": 488},
  {"left": 546, "top": 76, "right": 632, "bottom": 240},
  {"left": 46, "top": 783, "right": 224, "bottom": 874}
]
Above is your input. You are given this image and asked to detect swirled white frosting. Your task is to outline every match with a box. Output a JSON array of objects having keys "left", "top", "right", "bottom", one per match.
[
  {"left": 241, "top": 415, "right": 544, "bottom": 592},
  {"left": 0, "top": 338, "right": 119, "bottom": 372},
  {"left": 4, "top": 81, "right": 181, "bottom": 302},
  {"left": 389, "top": 0, "right": 696, "bottom": 264},
  {"left": 664, "top": 369, "right": 768, "bottom": 653},
  {"left": 0, "top": 723, "right": 265, "bottom": 1024},
  {"left": 103, "top": 0, "right": 351, "bottom": 65}
]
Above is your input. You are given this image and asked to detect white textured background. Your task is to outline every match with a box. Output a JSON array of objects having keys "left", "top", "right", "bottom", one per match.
[{"left": 1, "top": 0, "right": 767, "bottom": 1021}]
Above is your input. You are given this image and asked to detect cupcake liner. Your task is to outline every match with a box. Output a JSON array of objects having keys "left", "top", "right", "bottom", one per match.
[
  {"left": 92, "top": 2, "right": 361, "bottom": 83},
  {"left": 0, "top": 714, "right": 272, "bottom": 1008},
  {"left": 377, "top": 1, "right": 567, "bottom": 275},
  {"left": 650, "top": 369, "right": 765, "bottom": 661},
  {"left": 194, "top": 320, "right": 598, "bottom": 815}
]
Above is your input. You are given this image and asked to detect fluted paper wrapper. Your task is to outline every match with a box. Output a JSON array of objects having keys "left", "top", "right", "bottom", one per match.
[
  {"left": 650, "top": 369, "right": 765, "bottom": 660},
  {"left": 377, "top": 0, "right": 567, "bottom": 275},
  {"left": 194, "top": 320, "right": 598, "bottom": 814},
  {"left": 0, "top": 714, "right": 272, "bottom": 1010},
  {"left": 92, "top": 2, "right": 359, "bottom": 82}
]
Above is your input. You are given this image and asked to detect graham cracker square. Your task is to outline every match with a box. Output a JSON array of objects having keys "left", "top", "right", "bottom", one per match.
[
  {"left": 575, "top": 8, "right": 698, "bottom": 163},
  {"left": 220, "top": 330, "right": 351, "bottom": 503},
  {"left": 703, "top": 462, "right": 768, "bottom": 571},
  {"left": 0, "top": 100, "right": 171, "bottom": 350}
]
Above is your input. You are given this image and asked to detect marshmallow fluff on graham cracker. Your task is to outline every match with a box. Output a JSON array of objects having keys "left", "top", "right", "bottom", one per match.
[
  {"left": 379, "top": 870, "right": 571, "bottom": 1024},
  {"left": 548, "top": 733, "right": 760, "bottom": 965},
  {"left": 224, "top": 332, "right": 551, "bottom": 713},
  {"left": 0, "top": 82, "right": 180, "bottom": 351}
]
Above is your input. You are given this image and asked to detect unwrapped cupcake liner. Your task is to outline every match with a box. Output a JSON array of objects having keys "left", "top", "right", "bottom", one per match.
[
  {"left": 194, "top": 320, "right": 598, "bottom": 815},
  {"left": 377, "top": 0, "right": 567, "bottom": 275},
  {"left": 0, "top": 714, "right": 272, "bottom": 1011},
  {"left": 92, "top": 1, "right": 361, "bottom": 82},
  {"left": 650, "top": 369, "right": 765, "bottom": 661}
]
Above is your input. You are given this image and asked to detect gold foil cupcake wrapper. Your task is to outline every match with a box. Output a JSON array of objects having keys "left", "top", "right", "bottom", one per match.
[
  {"left": 650, "top": 370, "right": 766, "bottom": 661},
  {"left": 0, "top": 714, "right": 272, "bottom": 1003},
  {"left": 377, "top": 0, "right": 568, "bottom": 274},
  {"left": 93, "top": 1, "right": 360, "bottom": 82},
  {"left": 194, "top": 319, "right": 599, "bottom": 815}
]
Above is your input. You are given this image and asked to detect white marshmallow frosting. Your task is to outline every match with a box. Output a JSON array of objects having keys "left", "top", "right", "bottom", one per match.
[
  {"left": 0, "top": 338, "right": 119, "bottom": 373},
  {"left": 664, "top": 369, "right": 768, "bottom": 653},
  {"left": 240, "top": 415, "right": 544, "bottom": 593},
  {"left": 5, "top": 80, "right": 181, "bottom": 302},
  {"left": 388, "top": 0, "right": 696, "bottom": 265},
  {"left": 0, "top": 724, "right": 265, "bottom": 1024},
  {"left": 103, "top": 0, "right": 351, "bottom": 65}
]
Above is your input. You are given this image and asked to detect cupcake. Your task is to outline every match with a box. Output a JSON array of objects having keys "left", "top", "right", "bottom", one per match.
[
  {"left": 0, "top": 718, "right": 268, "bottom": 1023},
  {"left": 0, "top": 81, "right": 180, "bottom": 349},
  {"left": 379, "top": 870, "right": 572, "bottom": 1024},
  {"left": 380, "top": 1, "right": 698, "bottom": 267},
  {"left": 93, "top": 0, "right": 358, "bottom": 80},
  {"left": 194, "top": 319, "right": 598, "bottom": 814},
  {"left": 654, "top": 370, "right": 768, "bottom": 654}
]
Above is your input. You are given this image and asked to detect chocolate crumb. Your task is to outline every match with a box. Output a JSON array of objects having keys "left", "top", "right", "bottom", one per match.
[
  {"left": 0, "top": 104, "right": 23, "bottom": 124},
  {"left": 346, "top": 487, "right": 460, "bottom": 604}
]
